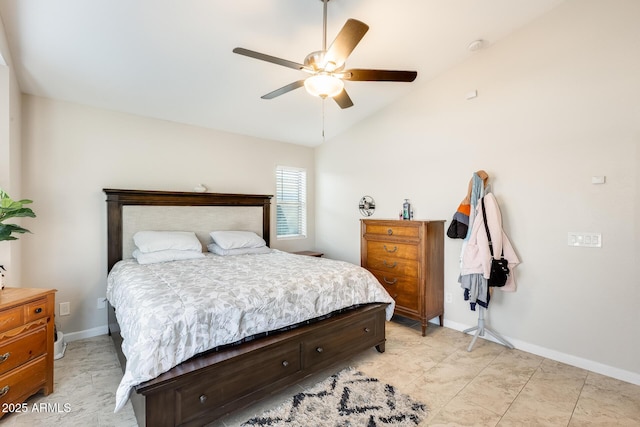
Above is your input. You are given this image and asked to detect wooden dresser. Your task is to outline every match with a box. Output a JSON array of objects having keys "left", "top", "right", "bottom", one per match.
[
  {"left": 361, "top": 219, "right": 444, "bottom": 336},
  {"left": 0, "top": 288, "right": 56, "bottom": 416}
]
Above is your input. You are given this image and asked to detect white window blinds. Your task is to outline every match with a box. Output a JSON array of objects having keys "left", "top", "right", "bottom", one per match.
[{"left": 276, "top": 166, "right": 307, "bottom": 239}]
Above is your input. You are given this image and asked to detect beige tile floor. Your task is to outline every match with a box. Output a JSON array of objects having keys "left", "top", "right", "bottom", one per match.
[{"left": 3, "top": 317, "right": 639, "bottom": 426}]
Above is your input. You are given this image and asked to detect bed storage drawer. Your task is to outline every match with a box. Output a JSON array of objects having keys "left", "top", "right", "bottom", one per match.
[
  {"left": 303, "top": 312, "right": 382, "bottom": 369},
  {"left": 175, "top": 340, "right": 301, "bottom": 425}
]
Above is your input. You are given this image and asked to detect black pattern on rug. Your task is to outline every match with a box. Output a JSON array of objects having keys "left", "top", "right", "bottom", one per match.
[{"left": 242, "top": 368, "right": 427, "bottom": 426}]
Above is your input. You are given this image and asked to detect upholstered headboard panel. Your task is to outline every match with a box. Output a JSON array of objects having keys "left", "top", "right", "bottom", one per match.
[
  {"left": 104, "top": 189, "right": 272, "bottom": 271},
  {"left": 122, "top": 206, "right": 264, "bottom": 259}
]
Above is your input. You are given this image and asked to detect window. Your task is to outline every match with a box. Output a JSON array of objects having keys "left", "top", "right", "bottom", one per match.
[{"left": 276, "top": 166, "right": 307, "bottom": 239}]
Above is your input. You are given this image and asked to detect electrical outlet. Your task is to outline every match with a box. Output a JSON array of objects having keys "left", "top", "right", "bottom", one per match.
[
  {"left": 445, "top": 292, "right": 453, "bottom": 304},
  {"left": 97, "top": 297, "right": 107, "bottom": 310},
  {"left": 60, "top": 302, "right": 70, "bottom": 316}
]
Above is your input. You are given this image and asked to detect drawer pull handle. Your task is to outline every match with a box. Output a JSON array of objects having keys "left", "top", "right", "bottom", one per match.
[
  {"left": 383, "top": 260, "right": 397, "bottom": 268},
  {"left": 383, "top": 277, "right": 398, "bottom": 285},
  {"left": 316, "top": 347, "right": 324, "bottom": 353},
  {"left": 383, "top": 245, "right": 398, "bottom": 253},
  {"left": 393, "top": 293, "right": 399, "bottom": 298},
  {"left": 364, "top": 327, "right": 370, "bottom": 333},
  {"left": 0, "top": 385, "right": 9, "bottom": 398},
  {"left": 199, "top": 394, "right": 207, "bottom": 404},
  {"left": 34, "top": 307, "right": 43, "bottom": 314},
  {"left": 387, "top": 228, "right": 393, "bottom": 235},
  {"left": 0, "top": 352, "right": 10, "bottom": 363},
  {"left": 282, "top": 360, "right": 289, "bottom": 367}
]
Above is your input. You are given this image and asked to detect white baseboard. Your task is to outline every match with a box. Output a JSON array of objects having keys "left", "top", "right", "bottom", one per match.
[
  {"left": 441, "top": 318, "right": 640, "bottom": 386},
  {"left": 63, "top": 325, "right": 109, "bottom": 342}
]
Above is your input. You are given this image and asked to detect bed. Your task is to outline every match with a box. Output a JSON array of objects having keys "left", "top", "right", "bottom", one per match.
[{"left": 104, "top": 189, "right": 393, "bottom": 427}]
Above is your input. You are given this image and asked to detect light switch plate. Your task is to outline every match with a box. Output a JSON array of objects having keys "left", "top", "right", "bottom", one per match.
[{"left": 568, "top": 232, "right": 601, "bottom": 247}]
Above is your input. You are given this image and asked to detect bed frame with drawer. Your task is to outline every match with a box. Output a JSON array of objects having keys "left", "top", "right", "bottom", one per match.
[{"left": 104, "top": 189, "right": 388, "bottom": 427}]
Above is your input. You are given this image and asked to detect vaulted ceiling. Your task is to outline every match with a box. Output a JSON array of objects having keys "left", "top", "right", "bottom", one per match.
[{"left": 0, "top": 0, "right": 565, "bottom": 146}]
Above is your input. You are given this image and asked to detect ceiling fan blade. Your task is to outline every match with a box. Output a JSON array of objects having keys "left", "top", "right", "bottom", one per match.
[
  {"left": 333, "top": 89, "right": 354, "bottom": 109},
  {"left": 343, "top": 69, "right": 417, "bottom": 82},
  {"left": 261, "top": 80, "right": 306, "bottom": 99},
  {"left": 323, "top": 19, "right": 369, "bottom": 68},
  {"left": 233, "top": 47, "right": 305, "bottom": 71}
]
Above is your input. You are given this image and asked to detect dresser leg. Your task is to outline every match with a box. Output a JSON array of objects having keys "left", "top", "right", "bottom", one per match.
[
  {"left": 375, "top": 342, "right": 386, "bottom": 353},
  {"left": 439, "top": 315, "right": 443, "bottom": 326},
  {"left": 421, "top": 323, "right": 427, "bottom": 337}
]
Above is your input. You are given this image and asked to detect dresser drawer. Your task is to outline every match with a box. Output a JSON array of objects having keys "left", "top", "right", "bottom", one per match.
[
  {"left": 0, "top": 307, "right": 23, "bottom": 335},
  {"left": 175, "top": 340, "right": 301, "bottom": 425},
  {"left": 0, "top": 355, "right": 47, "bottom": 406},
  {"left": 0, "top": 325, "right": 47, "bottom": 376},
  {"left": 366, "top": 240, "right": 418, "bottom": 261},
  {"left": 303, "top": 313, "right": 381, "bottom": 368},
  {"left": 369, "top": 270, "right": 419, "bottom": 311},
  {"left": 24, "top": 299, "right": 49, "bottom": 324},
  {"left": 363, "top": 223, "right": 419, "bottom": 239},
  {"left": 366, "top": 254, "right": 419, "bottom": 278}
]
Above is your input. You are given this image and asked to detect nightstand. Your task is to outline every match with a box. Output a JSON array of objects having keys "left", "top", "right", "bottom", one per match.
[
  {"left": 292, "top": 250, "right": 324, "bottom": 258},
  {"left": 0, "top": 288, "right": 56, "bottom": 416}
]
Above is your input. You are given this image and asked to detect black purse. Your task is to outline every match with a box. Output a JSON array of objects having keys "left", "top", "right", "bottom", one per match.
[{"left": 481, "top": 197, "right": 509, "bottom": 287}]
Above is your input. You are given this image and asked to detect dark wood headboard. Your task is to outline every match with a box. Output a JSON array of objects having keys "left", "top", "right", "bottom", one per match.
[{"left": 104, "top": 189, "right": 273, "bottom": 271}]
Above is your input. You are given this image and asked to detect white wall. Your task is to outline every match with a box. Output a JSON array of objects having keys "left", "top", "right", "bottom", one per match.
[
  {"left": 316, "top": 0, "right": 640, "bottom": 382},
  {"left": 20, "top": 95, "right": 315, "bottom": 336},
  {"left": 0, "top": 14, "right": 23, "bottom": 283}
]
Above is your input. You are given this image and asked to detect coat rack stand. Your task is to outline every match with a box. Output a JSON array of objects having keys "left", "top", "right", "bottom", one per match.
[{"left": 463, "top": 306, "right": 514, "bottom": 352}]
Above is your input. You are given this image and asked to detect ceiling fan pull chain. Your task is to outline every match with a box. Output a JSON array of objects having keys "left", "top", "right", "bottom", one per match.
[{"left": 322, "top": 99, "right": 326, "bottom": 142}]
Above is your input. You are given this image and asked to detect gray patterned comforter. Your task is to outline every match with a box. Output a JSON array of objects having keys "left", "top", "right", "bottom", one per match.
[{"left": 106, "top": 250, "right": 394, "bottom": 411}]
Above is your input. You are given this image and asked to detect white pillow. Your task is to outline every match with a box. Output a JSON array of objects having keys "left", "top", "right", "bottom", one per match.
[
  {"left": 207, "top": 243, "right": 272, "bottom": 256},
  {"left": 132, "top": 249, "right": 205, "bottom": 264},
  {"left": 209, "top": 231, "right": 266, "bottom": 250},
  {"left": 133, "top": 231, "right": 202, "bottom": 253}
]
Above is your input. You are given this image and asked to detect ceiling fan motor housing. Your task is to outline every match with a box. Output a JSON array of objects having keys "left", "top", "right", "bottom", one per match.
[{"left": 305, "top": 51, "right": 344, "bottom": 73}]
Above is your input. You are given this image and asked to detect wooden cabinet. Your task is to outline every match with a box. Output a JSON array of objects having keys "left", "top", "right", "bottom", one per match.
[
  {"left": 0, "top": 288, "right": 56, "bottom": 417},
  {"left": 361, "top": 219, "right": 444, "bottom": 336}
]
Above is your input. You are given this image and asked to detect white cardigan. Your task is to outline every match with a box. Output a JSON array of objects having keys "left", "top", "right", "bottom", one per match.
[{"left": 460, "top": 193, "right": 521, "bottom": 291}]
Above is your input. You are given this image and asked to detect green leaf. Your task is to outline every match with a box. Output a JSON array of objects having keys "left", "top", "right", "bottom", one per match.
[
  {"left": 0, "top": 207, "right": 36, "bottom": 222},
  {"left": 0, "top": 189, "right": 36, "bottom": 241},
  {"left": 0, "top": 223, "right": 31, "bottom": 235},
  {"left": 0, "top": 225, "right": 19, "bottom": 241}
]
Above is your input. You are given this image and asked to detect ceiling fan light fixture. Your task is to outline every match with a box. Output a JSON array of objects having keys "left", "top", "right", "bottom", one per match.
[{"left": 304, "top": 73, "right": 344, "bottom": 98}]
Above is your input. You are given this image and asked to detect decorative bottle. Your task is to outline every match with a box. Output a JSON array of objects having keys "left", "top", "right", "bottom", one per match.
[{"left": 402, "top": 199, "right": 411, "bottom": 220}]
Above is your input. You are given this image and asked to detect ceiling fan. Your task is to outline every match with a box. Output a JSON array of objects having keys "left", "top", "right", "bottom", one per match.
[{"left": 233, "top": 0, "right": 417, "bottom": 109}]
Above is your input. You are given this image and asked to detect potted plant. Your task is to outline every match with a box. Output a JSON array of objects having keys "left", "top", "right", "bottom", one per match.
[{"left": 0, "top": 189, "right": 36, "bottom": 289}]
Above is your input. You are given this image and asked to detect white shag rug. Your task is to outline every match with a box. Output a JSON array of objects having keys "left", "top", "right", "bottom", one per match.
[{"left": 242, "top": 368, "right": 427, "bottom": 426}]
